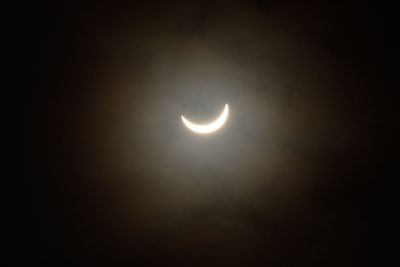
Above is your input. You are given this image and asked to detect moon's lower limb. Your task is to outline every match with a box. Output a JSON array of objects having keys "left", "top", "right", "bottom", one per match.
[{"left": 181, "top": 104, "right": 229, "bottom": 134}]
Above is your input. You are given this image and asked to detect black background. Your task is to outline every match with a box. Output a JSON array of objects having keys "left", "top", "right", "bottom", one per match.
[{"left": 15, "top": 1, "right": 392, "bottom": 266}]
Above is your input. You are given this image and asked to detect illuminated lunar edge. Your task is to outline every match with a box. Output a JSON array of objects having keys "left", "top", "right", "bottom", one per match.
[{"left": 181, "top": 104, "right": 229, "bottom": 134}]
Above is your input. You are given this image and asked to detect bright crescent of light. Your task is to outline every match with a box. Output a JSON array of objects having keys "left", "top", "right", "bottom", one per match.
[{"left": 181, "top": 104, "right": 229, "bottom": 134}]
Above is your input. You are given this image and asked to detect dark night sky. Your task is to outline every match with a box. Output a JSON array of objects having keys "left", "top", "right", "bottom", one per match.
[{"left": 16, "top": 1, "right": 392, "bottom": 266}]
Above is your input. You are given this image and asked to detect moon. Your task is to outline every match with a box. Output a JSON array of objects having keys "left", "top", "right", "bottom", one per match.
[{"left": 181, "top": 104, "right": 229, "bottom": 134}]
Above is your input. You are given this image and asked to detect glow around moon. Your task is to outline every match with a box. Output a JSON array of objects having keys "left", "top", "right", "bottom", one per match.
[{"left": 181, "top": 104, "right": 229, "bottom": 134}]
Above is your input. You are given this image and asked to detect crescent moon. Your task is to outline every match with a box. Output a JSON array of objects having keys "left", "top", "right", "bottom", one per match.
[{"left": 181, "top": 104, "right": 229, "bottom": 134}]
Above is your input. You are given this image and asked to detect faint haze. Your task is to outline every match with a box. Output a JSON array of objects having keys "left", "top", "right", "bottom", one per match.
[{"left": 22, "top": 1, "right": 385, "bottom": 266}]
